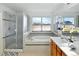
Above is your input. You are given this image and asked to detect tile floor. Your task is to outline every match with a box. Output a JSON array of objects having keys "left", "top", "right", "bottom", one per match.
[{"left": 19, "top": 44, "right": 50, "bottom": 56}]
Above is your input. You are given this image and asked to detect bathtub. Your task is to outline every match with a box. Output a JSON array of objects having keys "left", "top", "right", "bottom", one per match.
[{"left": 26, "top": 36, "right": 50, "bottom": 44}]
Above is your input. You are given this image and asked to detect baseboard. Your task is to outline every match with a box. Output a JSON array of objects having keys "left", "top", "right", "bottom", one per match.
[{"left": 25, "top": 44, "right": 49, "bottom": 46}]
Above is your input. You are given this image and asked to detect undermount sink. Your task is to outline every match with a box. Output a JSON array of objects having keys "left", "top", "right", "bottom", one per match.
[
  {"left": 62, "top": 41, "right": 76, "bottom": 49},
  {"left": 61, "top": 41, "right": 79, "bottom": 55},
  {"left": 61, "top": 35, "right": 77, "bottom": 49},
  {"left": 62, "top": 43, "right": 69, "bottom": 47},
  {"left": 62, "top": 42, "right": 75, "bottom": 49}
]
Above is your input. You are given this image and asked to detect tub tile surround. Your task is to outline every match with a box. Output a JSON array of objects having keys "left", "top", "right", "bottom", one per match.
[{"left": 24, "top": 32, "right": 58, "bottom": 44}]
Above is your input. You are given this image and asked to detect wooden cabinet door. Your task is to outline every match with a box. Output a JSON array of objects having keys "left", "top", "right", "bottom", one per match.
[
  {"left": 57, "top": 46, "right": 61, "bottom": 53},
  {"left": 62, "top": 52, "right": 66, "bottom": 56},
  {"left": 50, "top": 39, "right": 53, "bottom": 56},
  {"left": 57, "top": 46, "right": 62, "bottom": 56},
  {"left": 50, "top": 39, "right": 57, "bottom": 56},
  {"left": 50, "top": 39, "right": 67, "bottom": 56},
  {"left": 50, "top": 44, "right": 53, "bottom": 55},
  {"left": 52, "top": 42, "right": 57, "bottom": 56},
  {"left": 57, "top": 51, "right": 61, "bottom": 56},
  {"left": 53, "top": 48, "right": 56, "bottom": 56}
]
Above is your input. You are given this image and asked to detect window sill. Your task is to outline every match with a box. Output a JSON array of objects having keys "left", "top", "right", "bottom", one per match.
[{"left": 31, "top": 31, "right": 52, "bottom": 33}]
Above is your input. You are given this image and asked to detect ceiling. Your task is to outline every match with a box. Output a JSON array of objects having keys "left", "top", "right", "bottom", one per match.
[{"left": 1, "top": 3, "right": 79, "bottom": 15}]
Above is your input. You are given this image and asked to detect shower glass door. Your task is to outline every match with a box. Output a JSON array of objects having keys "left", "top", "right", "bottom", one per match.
[
  {"left": 3, "top": 12, "right": 23, "bottom": 50},
  {"left": 3, "top": 13, "right": 17, "bottom": 49}
]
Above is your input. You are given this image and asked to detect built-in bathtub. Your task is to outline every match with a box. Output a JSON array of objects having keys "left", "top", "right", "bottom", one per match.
[
  {"left": 31, "top": 36, "right": 50, "bottom": 41},
  {"left": 32, "top": 35, "right": 49, "bottom": 40},
  {"left": 25, "top": 36, "right": 50, "bottom": 44}
]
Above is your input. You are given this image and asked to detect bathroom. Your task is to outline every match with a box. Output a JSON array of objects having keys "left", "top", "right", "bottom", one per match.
[{"left": 0, "top": 3, "right": 79, "bottom": 56}]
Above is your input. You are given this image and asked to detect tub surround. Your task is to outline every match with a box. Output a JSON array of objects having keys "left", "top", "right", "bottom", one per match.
[
  {"left": 24, "top": 32, "right": 58, "bottom": 45},
  {"left": 25, "top": 36, "right": 49, "bottom": 45},
  {"left": 30, "top": 32, "right": 58, "bottom": 37}
]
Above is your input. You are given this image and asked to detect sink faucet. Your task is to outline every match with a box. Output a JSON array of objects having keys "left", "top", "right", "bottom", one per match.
[
  {"left": 63, "top": 35, "right": 76, "bottom": 50},
  {"left": 67, "top": 36, "right": 76, "bottom": 50}
]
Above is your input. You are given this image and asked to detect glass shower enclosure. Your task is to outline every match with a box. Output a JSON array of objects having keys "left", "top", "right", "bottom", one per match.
[{"left": 2, "top": 11, "right": 23, "bottom": 50}]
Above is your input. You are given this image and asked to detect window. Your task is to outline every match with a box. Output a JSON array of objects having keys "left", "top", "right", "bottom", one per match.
[
  {"left": 32, "top": 17, "right": 51, "bottom": 32},
  {"left": 32, "top": 17, "right": 41, "bottom": 31},
  {"left": 63, "top": 17, "right": 74, "bottom": 25}
]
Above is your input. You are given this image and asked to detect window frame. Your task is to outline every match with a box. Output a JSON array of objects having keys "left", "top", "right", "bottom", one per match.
[
  {"left": 32, "top": 16, "right": 52, "bottom": 32},
  {"left": 63, "top": 16, "right": 75, "bottom": 25}
]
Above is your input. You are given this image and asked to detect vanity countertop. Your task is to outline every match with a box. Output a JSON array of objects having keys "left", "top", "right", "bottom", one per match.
[{"left": 50, "top": 37, "right": 79, "bottom": 56}]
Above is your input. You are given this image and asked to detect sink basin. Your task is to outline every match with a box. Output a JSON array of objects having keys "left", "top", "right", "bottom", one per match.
[
  {"left": 62, "top": 42, "right": 76, "bottom": 49},
  {"left": 61, "top": 42, "right": 79, "bottom": 55},
  {"left": 61, "top": 43, "right": 77, "bottom": 56},
  {"left": 62, "top": 43, "right": 69, "bottom": 47}
]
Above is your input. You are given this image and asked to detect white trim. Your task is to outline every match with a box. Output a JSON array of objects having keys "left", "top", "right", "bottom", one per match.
[
  {"left": 4, "top": 49, "right": 23, "bottom": 52},
  {"left": 31, "top": 32, "right": 52, "bottom": 33}
]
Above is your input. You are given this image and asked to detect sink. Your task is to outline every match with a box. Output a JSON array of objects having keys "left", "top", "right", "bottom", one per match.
[
  {"left": 61, "top": 36, "right": 77, "bottom": 49},
  {"left": 62, "top": 43, "right": 69, "bottom": 47},
  {"left": 62, "top": 42, "right": 76, "bottom": 49},
  {"left": 61, "top": 41, "right": 79, "bottom": 55}
]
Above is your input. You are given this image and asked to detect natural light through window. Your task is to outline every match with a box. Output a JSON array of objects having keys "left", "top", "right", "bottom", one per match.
[
  {"left": 64, "top": 17, "right": 74, "bottom": 25},
  {"left": 32, "top": 17, "right": 51, "bottom": 32}
]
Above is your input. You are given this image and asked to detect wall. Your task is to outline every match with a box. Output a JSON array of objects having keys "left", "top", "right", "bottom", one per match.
[
  {"left": 16, "top": 13, "right": 23, "bottom": 49},
  {"left": 0, "top": 4, "right": 16, "bottom": 15}
]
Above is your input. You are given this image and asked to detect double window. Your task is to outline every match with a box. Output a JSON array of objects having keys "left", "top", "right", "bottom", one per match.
[{"left": 32, "top": 17, "right": 51, "bottom": 32}]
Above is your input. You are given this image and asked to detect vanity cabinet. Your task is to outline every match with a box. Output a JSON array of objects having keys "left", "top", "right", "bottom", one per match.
[
  {"left": 50, "top": 40, "right": 56, "bottom": 56},
  {"left": 57, "top": 45, "right": 62, "bottom": 56},
  {"left": 62, "top": 52, "right": 66, "bottom": 56},
  {"left": 50, "top": 39, "right": 66, "bottom": 56}
]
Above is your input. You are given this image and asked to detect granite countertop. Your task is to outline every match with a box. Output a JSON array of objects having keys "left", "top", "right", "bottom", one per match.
[{"left": 50, "top": 37, "right": 79, "bottom": 56}]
